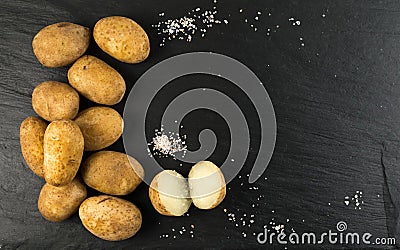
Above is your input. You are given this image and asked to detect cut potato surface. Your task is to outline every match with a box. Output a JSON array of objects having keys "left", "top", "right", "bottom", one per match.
[
  {"left": 188, "top": 161, "right": 226, "bottom": 210},
  {"left": 149, "top": 170, "right": 191, "bottom": 216}
]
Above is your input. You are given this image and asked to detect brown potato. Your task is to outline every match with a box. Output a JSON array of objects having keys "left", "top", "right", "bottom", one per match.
[
  {"left": 93, "top": 16, "right": 150, "bottom": 63},
  {"left": 38, "top": 178, "right": 87, "bottom": 222},
  {"left": 68, "top": 55, "right": 126, "bottom": 105},
  {"left": 149, "top": 170, "right": 191, "bottom": 216},
  {"left": 44, "top": 120, "right": 84, "bottom": 186},
  {"left": 79, "top": 195, "right": 142, "bottom": 241},
  {"left": 81, "top": 151, "right": 144, "bottom": 195},
  {"left": 74, "top": 107, "right": 123, "bottom": 151},
  {"left": 188, "top": 161, "right": 226, "bottom": 210},
  {"left": 19, "top": 117, "right": 47, "bottom": 177},
  {"left": 32, "top": 22, "right": 90, "bottom": 67},
  {"left": 32, "top": 81, "right": 80, "bottom": 122}
]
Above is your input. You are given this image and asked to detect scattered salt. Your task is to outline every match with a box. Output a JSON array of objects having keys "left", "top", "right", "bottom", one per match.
[
  {"left": 153, "top": 5, "right": 229, "bottom": 46},
  {"left": 344, "top": 191, "right": 364, "bottom": 210}
]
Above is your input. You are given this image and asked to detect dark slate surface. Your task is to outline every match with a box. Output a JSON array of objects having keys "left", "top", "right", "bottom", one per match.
[{"left": 1, "top": 0, "right": 400, "bottom": 249}]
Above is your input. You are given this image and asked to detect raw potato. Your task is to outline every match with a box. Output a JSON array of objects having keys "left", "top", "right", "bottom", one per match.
[
  {"left": 93, "top": 16, "right": 150, "bottom": 63},
  {"left": 74, "top": 107, "right": 123, "bottom": 151},
  {"left": 188, "top": 161, "right": 226, "bottom": 210},
  {"left": 38, "top": 178, "right": 87, "bottom": 222},
  {"left": 32, "top": 22, "right": 90, "bottom": 67},
  {"left": 32, "top": 81, "right": 80, "bottom": 121},
  {"left": 19, "top": 117, "right": 47, "bottom": 177},
  {"left": 68, "top": 55, "right": 126, "bottom": 105},
  {"left": 81, "top": 151, "right": 144, "bottom": 195},
  {"left": 79, "top": 195, "right": 142, "bottom": 241},
  {"left": 44, "top": 120, "right": 84, "bottom": 186},
  {"left": 149, "top": 170, "right": 191, "bottom": 216}
]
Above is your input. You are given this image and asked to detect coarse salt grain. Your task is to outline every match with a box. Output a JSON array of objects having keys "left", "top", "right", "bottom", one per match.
[{"left": 149, "top": 127, "right": 187, "bottom": 158}]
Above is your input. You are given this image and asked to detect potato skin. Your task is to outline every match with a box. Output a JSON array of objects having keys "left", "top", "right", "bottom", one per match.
[
  {"left": 148, "top": 173, "right": 173, "bottom": 216},
  {"left": 32, "top": 22, "right": 90, "bottom": 67},
  {"left": 32, "top": 81, "right": 80, "bottom": 122},
  {"left": 68, "top": 55, "right": 126, "bottom": 105},
  {"left": 38, "top": 178, "right": 87, "bottom": 222},
  {"left": 20, "top": 117, "right": 47, "bottom": 177},
  {"left": 81, "top": 151, "right": 144, "bottom": 195},
  {"left": 211, "top": 182, "right": 226, "bottom": 209},
  {"left": 44, "top": 120, "right": 84, "bottom": 186},
  {"left": 93, "top": 16, "right": 150, "bottom": 64},
  {"left": 79, "top": 195, "right": 142, "bottom": 241},
  {"left": 74, "top": 107, "right": 123, "bottom": 151}
]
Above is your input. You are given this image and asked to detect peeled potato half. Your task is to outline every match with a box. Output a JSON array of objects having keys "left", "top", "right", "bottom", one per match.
[
  {"left": 149, "top": 170, "right": 191, "bottom": 216},
  {"left": 188, "top": 161, "right": 226, "bottom": 210}
]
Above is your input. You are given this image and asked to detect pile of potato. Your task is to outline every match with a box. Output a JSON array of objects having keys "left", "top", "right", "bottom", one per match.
[
  {"left": 20, "top": 16, "right": 149, "bottom": 241},
  {"left": 21, "top": 15, "right": 228, "bottom": 242}
]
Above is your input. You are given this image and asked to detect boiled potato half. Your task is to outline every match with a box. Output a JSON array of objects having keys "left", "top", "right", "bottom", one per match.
[
  {"left": 44, "top": 120, "right": 84, "bottom": 186},
  {"left": 149, "top": 170, "right": 191, "bottom": 216},
  {"left": 81, "top": 151, "right": 144, "bottom": 195},
  {"left": 32, "top": 81, "right": 80, "bottom": 122},
  {"left": 19, "top": 117, "right": 47, "bottom": 177},
  {"left": 188, "top": 161, "right": 226, "bottom": 210},
  {"left": 79, "top": 195, "right": 142, "bottom": 241},
  {"left": 32, "top": 22, "right": 90, "bottom": 67},
  {"left": 68, "top": 55, "right": 126, "bottom": 105},
  {"left": 38, "top": 177, "right": 87, "bottom": 222},
  {"left": 74, "top": 107, "right": 123, "bottom": 151},
  {"left": 93, "top": 16, "right": 150, "bottom": 63}
]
